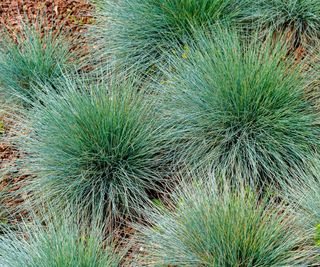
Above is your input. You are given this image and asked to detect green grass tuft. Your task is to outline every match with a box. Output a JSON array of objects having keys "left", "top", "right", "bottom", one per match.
[
  {"left": 136, "top": 176, "right": 316, "bottom": 266},
  {"left": 91, "top": 0, "right": 245, "bottom": 76},
  {"left": 161, "top": 29, "right": 320, "bottom": 186},
  {"left": 17, "top": 75, "right": 174, "bottom": 223},
  {"left": 0, "top": 20, "right": 80, "bottom": 104},
  {"left": 282, "top": 173, "right": 320, "bottom": 247},
  {"left": 0, "top": 210, "right": 123, "bottom": 267},
  {"left": 242, "top": 0, "right": 320, "bottom": 48}
]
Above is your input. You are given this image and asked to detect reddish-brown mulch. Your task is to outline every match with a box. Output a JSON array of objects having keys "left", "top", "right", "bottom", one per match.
[
  {"left": 0, "top": 115, "right": 28, "bottom": 222},
  {"left": 0, "top": 0, "right": 94, "bottom": 35}
]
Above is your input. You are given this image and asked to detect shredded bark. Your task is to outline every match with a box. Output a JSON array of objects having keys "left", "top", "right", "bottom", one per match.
[{"left": 0, "top": 0, "right": 94, "bottom": 36}]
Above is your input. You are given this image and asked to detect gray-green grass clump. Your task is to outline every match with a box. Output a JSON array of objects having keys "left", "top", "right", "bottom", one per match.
[
  {"left": 0, "top": 21, "right": 80, "bottom": 104},
  {"left": 242, "top": 0, "right": 320, "bottom": 49},
  {"left": 161, "top": 29, "right": 320, "bottom": 186},
  {"left": 91, "top": 0, "right": 244, "bottom": 75},
  {"left": 136, "top": 177, "right": 317, "bottom": 266},
  {"left": 282, "top": 174, "right": 320, "bottom": 249},
  {"left": 17, "top": 76, "right": 174, "bottom": 223},
  {"left": 0, "top": 211, "right": 123, "bottom": 267}
]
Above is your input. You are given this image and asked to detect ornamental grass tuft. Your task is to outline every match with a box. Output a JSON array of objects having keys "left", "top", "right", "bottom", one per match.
[
  {"left": 17, "top": 75, "right": 174, "bottom": 223},
  {"left": 0, "top": 20, "right": 80, "bottom": 104},
  {"left": 161, "top": 29, "right": 320, "bottom": 186},
  {"left": 242, "top": 0, "right": 320, "bottom": 50},
  {"left": 282, "top": 173, "right": 320, "bottom": 248},
  {"left": 0, "top": 210, "right": 123, "bottom": 267},
  {"left": 91, "top": 0, "right": 244, "bottom": 75},
  {"left": 136, "top": 176, "right": 317, "bottom": 266}
]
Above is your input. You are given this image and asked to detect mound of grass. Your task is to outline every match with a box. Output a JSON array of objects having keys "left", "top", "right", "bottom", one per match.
[
  {"left": 242, "top": 0, "right": 320, "bottom": 50},
  {"left": 18, "top": 76, "right": 174, "bottom": 223},
  {"left": 0, "top": 20, "right": 80, "bottom": 104},
  {"left": 0, "top": 211, "right": 123, "bottom": 267},
  {"left": 136, "top": 177, "right": 316, "bottom": 266},
  {"left": 161, "top": 29, "right": 320, "bottom": 186},
  {"left": 92, "top": 0, "right": 244, "bottom": 75},
  {"left": 282, "top": 174, "right": 320, "bottom": 246}
]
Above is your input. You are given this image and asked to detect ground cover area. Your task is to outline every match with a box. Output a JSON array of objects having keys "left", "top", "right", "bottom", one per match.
[{"left": 1, "top": 0, "right": 320, "bottom": 266}]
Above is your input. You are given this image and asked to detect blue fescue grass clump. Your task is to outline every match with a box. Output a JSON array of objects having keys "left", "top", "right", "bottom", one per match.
[
  {"left": 161, "top": 29, "right": 320, "bottom": 186},
  {"left": 242, "top": 0, "right": 320, "bottom": 49},
  {"left": 136, "top": 176, "right": 317, "bottom": 266},
  {"left": 17, "top": 75, "right": 174, "bottom": 222},
  {"left": 282, "top": 173, "right": 320, "bottom": 249},
  {"left": 0, "top": 21, "right": 80, "bottom": 104},
  {"left": 0, "top": 210, "right": 123, "bottom": 267},
  {"left": 92, "top": 0, "right": 245, "bottom": 75}
]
